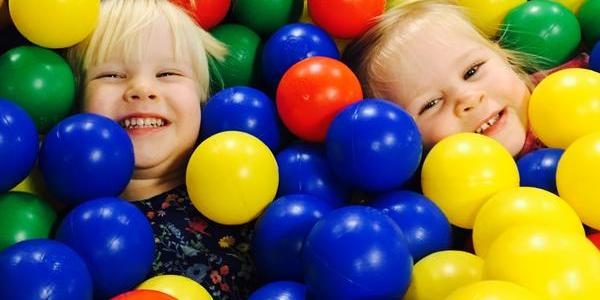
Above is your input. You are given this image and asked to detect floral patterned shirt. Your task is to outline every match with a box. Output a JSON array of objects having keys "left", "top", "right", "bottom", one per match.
[{"left": 133, "top": 185, "right": 257, "bottom": 299}]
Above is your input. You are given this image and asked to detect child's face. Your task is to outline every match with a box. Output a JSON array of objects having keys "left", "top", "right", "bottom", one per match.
[
  {"left": 382, "top": 24, "right": 530, "bottom": 156},
  {"left": 82, "top": 17, "right": 201, "bottom": 176}
]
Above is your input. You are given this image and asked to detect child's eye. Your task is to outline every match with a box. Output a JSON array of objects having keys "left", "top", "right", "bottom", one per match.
[
  {"left": 97, "top": 73, "right": 124, "bottom": 79},
  {"left": 419, "top": 98, "right": 441, "bottom": 115},
  {"left": 157, "top": 71, "right": 180, "bottom": 77},
  {"left": 463, "top": 62, "right": 484, "bottom": 80}
]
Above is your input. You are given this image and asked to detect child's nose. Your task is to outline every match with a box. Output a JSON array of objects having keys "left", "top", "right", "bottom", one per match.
[
  {"left": 454, "top": 91, "right": 484, "bottom": 116},
  {"left": 124, "top": 81, "right": 157, "bottom": 101}
]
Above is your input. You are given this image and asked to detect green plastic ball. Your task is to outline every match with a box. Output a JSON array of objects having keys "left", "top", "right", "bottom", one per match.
[
  {"left": 0, "top": 46, "right": 75, "bottom": 133},
  {"left": 578, "top": 0, "right": 600, "bottom": 48},
  {"left": 233, "top": 0, "right": 303, "bottom": 36},
  {"left": 0, "top": 191, "right": 56, "bottom": 251},
  {"left": 211, "top": 24, "right": 262, "bottom": 89},
  {"left": 500, "top": 0, "right": 581, "bottom": 69}
]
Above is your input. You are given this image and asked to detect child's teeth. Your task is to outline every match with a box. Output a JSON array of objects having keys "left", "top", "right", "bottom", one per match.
[
  {"left": 120, "top": 117, "right": 166, "bottom": 129},
  {"left": 476, "top": 113, "right": 500, "bottom": 134}
]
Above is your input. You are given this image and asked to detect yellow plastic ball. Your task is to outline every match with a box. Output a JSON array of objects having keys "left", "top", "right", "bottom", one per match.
[
  {"left": 473, "top": 187, "right": 584, "bottom": 258},
  {"left": 404, "top": 250, "right": 484, "bottom": 300},
  {"left": 186, "top": 131, "right": 278, "bottom": 225},
  {"left": 0, "top": 0, "right": 10, "bottom": 29},
  {"left": 421, "top": 133, "right": 520, "bottom": 229},
  {"left": 556, "top": 132, "right": 600, "bottom": 229},
  {"left": 8, "top": 0, "right": 99, "bottom": 48},
  {"left": 445, "top": 280, "right": 543, "bottom": 300},
  {"left": 11, "top": 167, "right": 47, "bottom": 197},
  {"left": 457, "top": 0, "right": 526, "bottom": 38},
  {"left": 485, "top": 225, "right": 600, "bottom": 300},
  {"left": 300, "top": 0, "right": 311, "bottom": 23},
  {"left": 138, "top": 275, "right": 212, "bottom": 300},
  {"left": 552, "top": 0, "right": 585, "bottom": 13},
  {"left": 529, "top": 68, "right": 600, "bottom": 149}
]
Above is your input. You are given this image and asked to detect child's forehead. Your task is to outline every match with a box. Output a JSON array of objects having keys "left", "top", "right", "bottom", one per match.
[{"left": 90, "top": 19, "right": 192, "bottom": 67}]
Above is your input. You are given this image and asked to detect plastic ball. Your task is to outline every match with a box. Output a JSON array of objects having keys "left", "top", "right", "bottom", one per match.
[
  {"left": 137, "top": 275, "right": 213, "bottom": 300},
  {"left": 302, "top": 206, "right": 412, "bottom": 299},
  {"left": 248, "top": 281, "right": 307, "bottom": 300},
  {"left": 8, "top": 0, "right": 99, "bottom": 48},
  {"left": 276, "top": 56, "right": 362, "bottom": 142},
  {"left": 0, "top": 46, "right": 75, "bottom": 133},
  {"left": 472, "top": 187, "right": 584, "bottom": 258},
  {"left": 0, "top": 192, "right": 56, "bottom": 251},
  {"left": 421, "top": 133, "right": 520, "bottom": 229},
  {"left": 500, "top": 0, "right": 581, "bottom": 69},
  {"left": 201, "top": 86, "right": 280, "bottom": 152},
  {"left": 484, "top": 225, "right": 600, "bottom": 299},
  {"left": 326, "top": 99, "right": 422, "bottom": 192},
  {"left": 0, "top": 239, "right": 93, "bottom": 300},
  {"left": 517, "top": 148, "right": 563, "bottom": 194},
  {"left": 233, "top": 0, "right": 304, "bottom": 36},
  {"left": 56, "top": 197, "right": 155, "bottom": 299},
  {"left": 553, "top": 0, "right": 586, "bottom": 13},
  {"left": 590, "top": 41, "right": 600, "bottom": 73},
  {"left": 276, "top": 143, "right": 350, "bottom": 207},
  {"left": 111, "top": 290, "right": 177, "bottom": 300},
  {"left": 307, "top": 0, "right": 386, "bottom": 39},
  {"left": 187, "top": 131, "right": 278, "bottom": 225},
  {"left": 369, "top": 191, "right": 451, "bottom": 261},
  {"left": 556, "top": 132, "right": 600, "bottom": 229},
  {"left": 0, "top": 99, "right": 38, "bottom": 192},
  {"left": 588, "top": 232, "right": 600, "bottom": 250},
  {"left": 529, "top": 68, "right": 600, "bottom": 149},
  {"left": 0, "top": 0, "right": 8, "bottom": 29},
  {"left": 446, "top": 280, "right": 543, "bottom": 300},
  {"left": 211, "top": 24, "right": 261, "bottom": 89},
  {"left": 10, "top": 166, "right": 52, "bottom": 201},
  {"left": 404, "top": 250, "right": 484, "bottom": 300},
  {"left": 262, "top": 22, "right": 339, "bottom": 90},
  {"left": 170, "top": 0, "right": 230, "bottom": 30},
  {"left": 39, "top": 113, "right": 134, "bottom": 205},
  {"left": 457, "top": 0, "right": 525, "bottom": 37},
  {"left": 253, "top": 194, "right": 333, "bottom": 282},
  {"left": 577, "top": 0, "right": 600, "bottom": 48}
]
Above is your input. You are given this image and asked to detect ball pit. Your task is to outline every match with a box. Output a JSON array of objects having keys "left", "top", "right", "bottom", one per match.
[{"left": 3, "top": 1, "right": 600, "bottom": 299}]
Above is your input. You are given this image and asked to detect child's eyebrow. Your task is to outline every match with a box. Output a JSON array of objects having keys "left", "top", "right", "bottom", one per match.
[{"left": 453, "top": 47, "right": 485, "bottom": 67}]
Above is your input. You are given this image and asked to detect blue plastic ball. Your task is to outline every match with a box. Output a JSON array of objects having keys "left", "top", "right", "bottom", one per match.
[
  {"left": 370, "top": 190, "right": 451, "bottom": 261},
  {"left": 0, "top": 99, "right": 38, "bottom": 192},
  {"left": 262, "top": 22, "right": 339, "bottom": 90},
  {"left": 589, "top": 41, "right": 600, "bottom": 73},
  {"left": 302, "top": 206, "right": 413, "bottom": 300},
  {"left": 326, "top": 99, "right": 422, "bottom": 192},
  {"left": 201, "top": 86, "right": 280, "bottom": 151},
  {"left": 517, "top": 148, "right": 564, "bottom": 194},
  {"left": 55, "top": 197, "right": 155, "bottom": 299},
  {"left": 0, "top": 239, "right": 93, "bottom": 300},
  {"left": 276, "top": 143, "right": 350, "bottom": 207},
  {"left": 253, "top": 194, "right": 333, "bottom": 282},
  {"left": 39, "top": 113, "right": 134, "bottom": 205},
  {"left": 248, "top": 281, "right": 307, "bottom": 300}
]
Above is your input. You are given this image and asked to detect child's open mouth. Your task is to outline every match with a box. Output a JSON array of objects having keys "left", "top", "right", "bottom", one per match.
[
  {"left": 475, "top": 109, "right": 504, "bottom": 135},
  {"left": 119, "top": 117, "right": 169, "bottom": 129}
]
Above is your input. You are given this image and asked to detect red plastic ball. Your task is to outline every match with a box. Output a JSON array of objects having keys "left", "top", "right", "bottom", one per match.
[
  {"left": 276, "top": 56, "right": 363, "bottom": 142},
  {"left": 171, "top": 0, "right": 231, "bottom": 30},
  {"left": 588, "top": 232, "right": 600, "bottom": 250},
  {"left": 111, "top": 289, "right": 177, "bottom": 300},
  {"left": 308, "top": 0, "right": 386, "bottom": 39}
]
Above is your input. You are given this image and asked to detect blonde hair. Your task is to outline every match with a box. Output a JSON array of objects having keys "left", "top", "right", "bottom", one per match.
[
  {"left": 65, "top": 0, "right": 226, "bottom": 103},
  {"left": 343, "top": 0, "right": 535, "bottom": 100}
]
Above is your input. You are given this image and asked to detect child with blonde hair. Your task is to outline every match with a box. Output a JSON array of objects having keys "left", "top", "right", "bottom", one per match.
[
  {"left": 343, "top": 0, "right": 586, "bottom": 157},
  {"left": 65, "top": 0, "right": 255, "bottom": 298}
]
